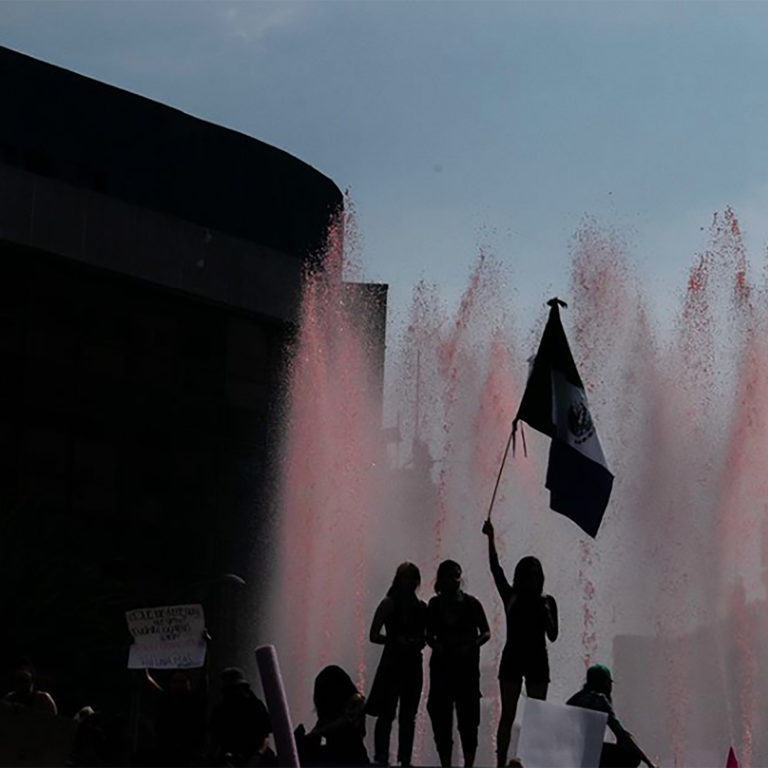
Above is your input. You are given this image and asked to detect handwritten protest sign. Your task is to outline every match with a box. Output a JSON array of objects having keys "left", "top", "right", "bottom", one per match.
[{"left": 126, "top": 604, "right": 207, "bottom": 669}]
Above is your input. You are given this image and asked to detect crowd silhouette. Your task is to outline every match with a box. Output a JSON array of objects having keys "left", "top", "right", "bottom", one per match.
[{"left": 1, "top": 525, "right": 658, "bottom": 768}]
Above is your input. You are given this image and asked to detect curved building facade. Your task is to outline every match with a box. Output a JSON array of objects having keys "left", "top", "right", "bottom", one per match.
[{"left": 0, "top": 45, "right": 355, "bottom": 721}]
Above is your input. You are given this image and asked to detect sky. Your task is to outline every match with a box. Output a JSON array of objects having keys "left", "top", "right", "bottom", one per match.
[{"left": 4, "top": 0, "right": 768, "bottom": 326}]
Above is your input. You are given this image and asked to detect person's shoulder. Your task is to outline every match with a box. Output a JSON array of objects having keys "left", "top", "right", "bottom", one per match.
[
  {"left": 570, "top": 689, "right": 612, "bottom": 714},
  {"left": 33, "top": 690, "right": 57, "bottom": 715},
  {"left": 376, "top": 595, "right": 396, "bottom": 613},
  {"left": 246, "top": 688, "right": 266, "bottom": 707},
  {"left": 248, "top": 691, "right": 271, "bottom": 726},
  {"left": 463, "top": 593, "right": 484, "bottom": 609},
  {"left": 345, "top": 692, "right": 366, "bottom": 719},
  {"left": 566, "top": 689, "right": 590, "bottom": 708}
]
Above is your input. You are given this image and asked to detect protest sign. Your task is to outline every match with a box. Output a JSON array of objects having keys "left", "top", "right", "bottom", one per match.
[
  {"left": 126, "top": 603, "right": 206, "bottom": 669},
  {"left": 517, "top": 697, "right": 607, "bottom": 768}
]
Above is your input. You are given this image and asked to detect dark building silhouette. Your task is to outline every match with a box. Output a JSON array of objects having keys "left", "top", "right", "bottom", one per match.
[{"left": 0, "top": 45, "right": 386, "bottom": 718}]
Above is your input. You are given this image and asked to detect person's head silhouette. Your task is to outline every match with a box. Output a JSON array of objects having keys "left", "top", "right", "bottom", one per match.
[
  {"left": 387, "top": 561, "right": 421, "bottom": 597},
  {"left": 585, "top": 663, "right": 613, "bottom": 698},
  {"left": 313, "top": 665, "right": 358, "bottom": 722},
  {"left": 434, "top": 560, "right": 462, "bottom": 595},
  {"left": 512, "top": 556, "right": 545, "bottom": 596}
]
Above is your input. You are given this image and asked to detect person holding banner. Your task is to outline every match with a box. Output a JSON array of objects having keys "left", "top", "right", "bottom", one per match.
[
  {"left": 567, "top": 664, "right": 658, "bottom": 768},
  {"left": 143, "top": 669, "right": 207, "bottom": 766},
  {"left": 482, "top": 520, "right": 558, "bottom": 767}
]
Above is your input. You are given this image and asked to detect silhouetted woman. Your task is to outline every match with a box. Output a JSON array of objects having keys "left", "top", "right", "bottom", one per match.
[
  {"left": 482, "top": 519, "right": 558, "bottom": 767},
  {"left": 426, "top": 559, "right": 490, "bottom": 768},
  {"left": 367, "top": 562, "right": 427, "bottom": 766},
  {"left": 295, "top": 664, "right": 369, "bottom": 766}
]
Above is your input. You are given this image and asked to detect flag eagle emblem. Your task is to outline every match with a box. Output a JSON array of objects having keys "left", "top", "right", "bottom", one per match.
[{"left": 513, "top": 298, "right": 613, "bottom": 538}]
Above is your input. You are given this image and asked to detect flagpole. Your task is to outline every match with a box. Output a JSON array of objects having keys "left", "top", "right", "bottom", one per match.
[{"left": 486, "top": 421, "right": 515, "bottom": 521}]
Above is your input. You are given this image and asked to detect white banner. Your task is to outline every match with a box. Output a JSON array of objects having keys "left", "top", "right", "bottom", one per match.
[
  {"left": 518, "top": 698, "right": 607, "bottom": 768},
  {"left": 126, "top": 604, "right": 207, "bottom": 669}
]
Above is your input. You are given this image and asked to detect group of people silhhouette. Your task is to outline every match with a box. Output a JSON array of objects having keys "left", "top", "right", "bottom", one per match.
[
  {"left": 1, "top": 657, "right": 274, "bottom": 767},
  {"left": 342, "top": 520, "right": 657, "bottom": 768},
  {"left": 5, "top": 522, "right": 658, "bottom": 768}
]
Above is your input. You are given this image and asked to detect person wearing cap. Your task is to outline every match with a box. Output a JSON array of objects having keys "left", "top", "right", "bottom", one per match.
[{"left": 566, "top": 664, "right": 658, "bottom": 768}]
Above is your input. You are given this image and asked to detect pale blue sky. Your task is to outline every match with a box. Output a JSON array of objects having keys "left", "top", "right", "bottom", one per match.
[{"left": 4, "top": 0, "right": 768, "bottom": 323}]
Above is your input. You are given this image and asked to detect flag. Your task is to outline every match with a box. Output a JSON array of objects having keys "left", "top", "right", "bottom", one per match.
[
  {"left": 513, "top": 298, "right": 613, "bottom": 537},
  {"left": 726, "top": 746, "right": 740, "bottom": 768}
]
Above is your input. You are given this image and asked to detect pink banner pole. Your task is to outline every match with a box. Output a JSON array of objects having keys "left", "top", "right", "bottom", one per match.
[{"left": 255, "top": 644, "right": 300, "bottom": 767}]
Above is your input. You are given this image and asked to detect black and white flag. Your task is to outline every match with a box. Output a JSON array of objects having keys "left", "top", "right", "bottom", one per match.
[{"left": 513, "top": 298, "right": 613, "bottom": 537}]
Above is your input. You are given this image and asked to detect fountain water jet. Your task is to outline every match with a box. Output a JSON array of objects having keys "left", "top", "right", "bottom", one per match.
[{"left": 265, "top": 208, "right": 768, "bottom": 767}]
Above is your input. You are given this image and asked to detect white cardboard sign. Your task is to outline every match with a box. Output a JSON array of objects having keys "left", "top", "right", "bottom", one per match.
[
  {"left": 517, "top": 697, "right": 608, "bottom": 768},
  {"left": 126, "top": 604, "right": 207, "bottom": 669}
]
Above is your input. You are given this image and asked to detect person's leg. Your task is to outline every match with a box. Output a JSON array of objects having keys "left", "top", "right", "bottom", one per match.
[
  {"left": 600, "top": 741, "right": 641, "bottom": 768},
  {"left": 455, "top": 692, "right": 480, "bottom": 768},
  {"left": 396, "top": 667, "right": 423, "bottom": 766},
  {"left": 496, "top": 679, "right": 523, "bottom": 767},
  {"left": 427, "top": 688, "right": 454, "bottom": 767},
  {"left": 374, "top": 716, "right": 394, "bottom": 765},
  {"left": 524, "top": 680, "right": 548, "bottom": 701},
  {"left": 371, "top": 672, "right": 400, "bottom": 766}
]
